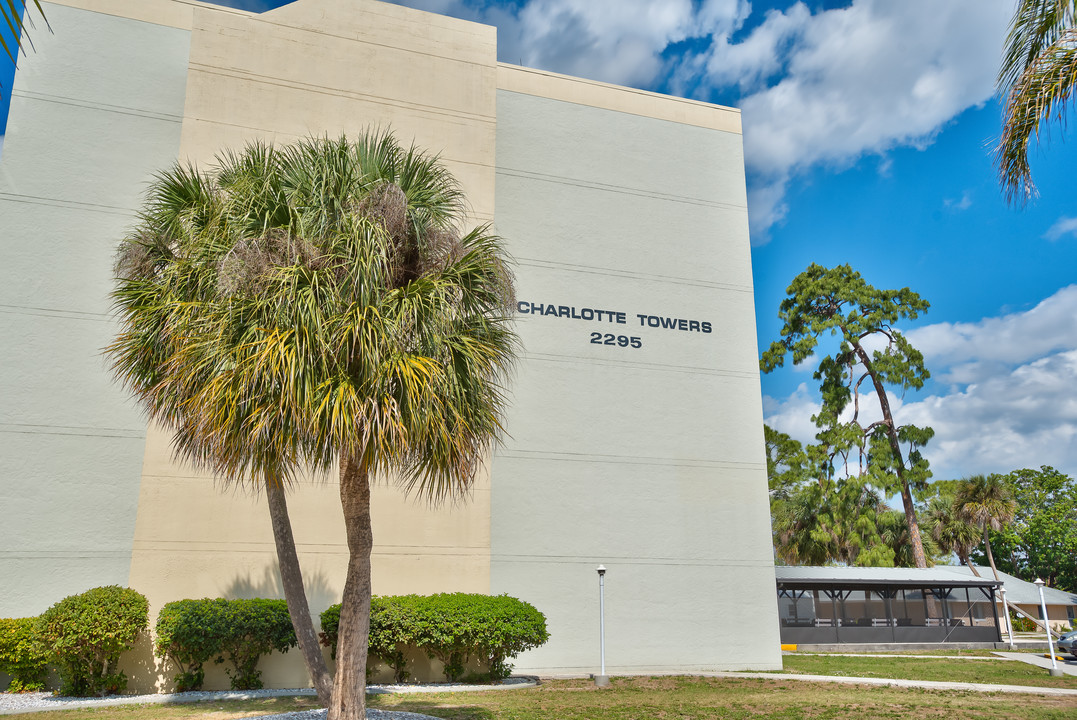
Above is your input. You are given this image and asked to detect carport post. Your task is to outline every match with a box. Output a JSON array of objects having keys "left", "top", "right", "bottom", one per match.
[{"left": 999, "top": 585, "right": 1015, "bottom": 649}]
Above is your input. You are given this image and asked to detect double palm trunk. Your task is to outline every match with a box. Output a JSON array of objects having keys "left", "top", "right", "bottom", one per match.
[
  {"left": 328, "top": 455, "right": 373, "bottom": 720},
  {"left": 264, "top": 474, "right": 334, "bottom": 706}
]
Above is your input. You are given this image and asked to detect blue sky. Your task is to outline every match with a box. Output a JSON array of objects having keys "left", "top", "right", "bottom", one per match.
[{"left": 3, "top": 0, "right": 1076, "bottom": 482}]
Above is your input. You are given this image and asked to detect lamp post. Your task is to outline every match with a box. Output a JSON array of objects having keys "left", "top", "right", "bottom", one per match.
[
  {"left": 595, "top": 565, "right": 609, "bottom": 687},
  {"left": 1034, "top": 578, "right": 1063, "bottom": 677}
]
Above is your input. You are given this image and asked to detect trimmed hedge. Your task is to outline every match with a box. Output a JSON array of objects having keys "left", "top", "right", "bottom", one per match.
[
  {"left": 155, "top": 598, "right": 296, "bottom": 691},
  {"left": 36, "top": 586, "right": 148, "bottom": 697},
  {"left": 320, "top": 593, "right": 548, "bottom": 682},
  {"left": 0, "top": 617, "right": 49, "bottom": 692}
]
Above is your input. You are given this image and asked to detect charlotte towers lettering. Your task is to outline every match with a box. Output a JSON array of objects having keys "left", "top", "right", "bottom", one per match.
[{"left": 516, "top": 301, "right": 712, "bottom": 334}]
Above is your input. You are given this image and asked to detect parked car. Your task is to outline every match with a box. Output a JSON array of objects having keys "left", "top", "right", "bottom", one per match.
[{"left": 1058, "top": 630, "right": 1077, "bottom": 658}]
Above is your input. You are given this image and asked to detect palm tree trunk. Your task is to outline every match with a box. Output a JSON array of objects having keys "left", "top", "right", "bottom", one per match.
[
  {"left": 963, "top": 555, "right": 981, "bottom": 577},
  {"left": 983, "top": 525, "right": 1001, "bottom": 581},
  {"left": 265, "top": 472, "right": 334, "bottom": 707},
  {"left": 328, "top": 454, "right": 372, "bottom": 720},
  {"left": 980, "top": 526, "right": 1017, "bottom": 640}
]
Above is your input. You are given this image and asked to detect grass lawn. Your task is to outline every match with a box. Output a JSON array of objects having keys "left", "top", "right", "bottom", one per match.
[
  {"left": 5, "top": 676, "right": 1077, "bottom": 720},
  {"left": 778, "top": 654, "right": 1077, "bottom": 688}
]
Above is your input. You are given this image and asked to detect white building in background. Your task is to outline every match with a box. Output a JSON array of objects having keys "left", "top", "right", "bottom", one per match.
[{"left": 0, "top": 0, "right": 780, "bottom": 690}]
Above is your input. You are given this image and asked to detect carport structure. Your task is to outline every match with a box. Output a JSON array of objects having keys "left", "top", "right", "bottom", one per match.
[{"left": 776, "top": 566, "right": 1003, "bottom": 645}]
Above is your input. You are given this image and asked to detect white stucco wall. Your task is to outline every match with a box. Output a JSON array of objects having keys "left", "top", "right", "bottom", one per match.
[
  {"left": 0, "top": 1, "right": 190, "bottom": 617},
  {"left": 489, "top": 75, "right": 781, "bottom": 673}
]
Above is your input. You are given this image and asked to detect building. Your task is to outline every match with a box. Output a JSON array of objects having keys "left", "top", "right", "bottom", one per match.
[
  {"left": 949, "top": 566, "right": 1077, "bottom": 634},
  {"left": 0, "top": 0, "right": 779, "bottom": 690}
]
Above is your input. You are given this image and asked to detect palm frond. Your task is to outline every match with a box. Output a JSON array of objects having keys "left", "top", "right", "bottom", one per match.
[
  {"left": 996, "top": 1, "right": 1077, "bottom": 204},
  {"left": 108, "top": 131, "right": 518, "bottom": 499}
]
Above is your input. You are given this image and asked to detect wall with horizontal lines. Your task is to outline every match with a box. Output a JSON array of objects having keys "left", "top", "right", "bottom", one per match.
[{"left": 0, "top": 0, "right": 780, "bottom": 690}]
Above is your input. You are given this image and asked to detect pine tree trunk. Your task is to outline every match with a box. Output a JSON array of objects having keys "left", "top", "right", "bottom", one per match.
[
  {"left": 851, "top": 340, "right": 928, "bottom": 568},
  {"left": 328, "top": 454, "right": 372, "bottom": 720},
  {"left": 898, "top": 481, "right": 928, "bottom": 568},
  {"left": 264, "top": 472, "right": 334, "bottom": 707}
]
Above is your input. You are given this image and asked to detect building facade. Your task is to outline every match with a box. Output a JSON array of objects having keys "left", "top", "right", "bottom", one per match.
[{"left": 0, "top": 0, "right": 780, "bottom": 689}]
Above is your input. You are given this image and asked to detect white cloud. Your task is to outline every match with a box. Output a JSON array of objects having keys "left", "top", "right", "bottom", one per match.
[
  {"left": 906, "top": 285, "right": 1077, "bottom": 381},
  {"left": 389, "top": 1, "right": 1014, "bottom": 243},
  {"left": 944, "top": 191, "right": 973, "bottom": 211},
  {"left": 392, "top": 0, "right": 750, "bottom": 88},
  {"left": 674, "top": 0, "right": 1014, "bottom": 242},
  {"left": 764, "top": 285, "right": 1077, "bottom": 481},
  {"left": 1044, "top": 215, "right": 1077, "bottom": 241},
  {"left": 900, "top": 350, "right": 1077, "bottom": 480}
]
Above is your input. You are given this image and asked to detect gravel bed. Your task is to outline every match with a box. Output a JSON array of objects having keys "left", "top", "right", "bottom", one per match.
[{"left": 0, "top": 678, "right": 538, "bottom": 718}]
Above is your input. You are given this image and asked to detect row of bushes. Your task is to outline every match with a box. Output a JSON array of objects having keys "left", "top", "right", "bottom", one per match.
[
  {"left": 2, "top": 589, "right": 549, "bottom": 695},
  {"left": 0, "top": 586, "right": 147, "bottom": 696},
  {"left": 155, "top": 598, "right": 296, "bottom": 691},
  {"left": 319, "top": 593, "right": 549, "bottom": 682}
]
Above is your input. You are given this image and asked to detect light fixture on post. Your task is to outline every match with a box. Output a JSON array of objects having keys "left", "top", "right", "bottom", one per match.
[
  {"left": 1034, "top": 578, "right": 1063, "bottom": 677},
  {"left": 595, "top": 565, "right": 609, "bottom": 687}
]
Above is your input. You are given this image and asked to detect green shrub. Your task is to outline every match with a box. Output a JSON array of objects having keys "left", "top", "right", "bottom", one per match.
[
  {"left": 155, "top": 598, "right": 296, "bottom": 691},
  {"left": 155, "top": 599, "right": 227, "bottom": 691},
  {"left": 319, "top": 602, "right": 381, "bottom": 681},
  {"left": 320, "top": 593, "right": 548, "bottom": 682},
  {"left": 369, "top": 596, "right": 419, "bottom": 683},
  {"left": 413, "top": 593, "right": 548, "bottom": 681},
  {"left": 318, "top": 604, "right": 340, "bottom": 658},
  {"left": 36, "top": 586, "right": 148, "bottom": 697},
  {"left": 214, "top": 599, "right": 296, "bottom": 690},
  {"left": 0, "top": 617, "right": 49, "bottom": 692}
]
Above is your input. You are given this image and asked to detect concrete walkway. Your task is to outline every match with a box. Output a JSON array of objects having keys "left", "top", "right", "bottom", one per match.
[
  {"left": 993, "top": 651, "right": 1077, "bottom": 676},
  {"left": 709, "top": 671, "right": 1077, "bottom": 696},
  {"left": 788, "top": 652, "right": 1010, "bottom": 660}
]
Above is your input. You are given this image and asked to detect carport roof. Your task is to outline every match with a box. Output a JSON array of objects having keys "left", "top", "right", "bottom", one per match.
[{"left": 775, "top": 565, "right": 1001, "bottom": 589}]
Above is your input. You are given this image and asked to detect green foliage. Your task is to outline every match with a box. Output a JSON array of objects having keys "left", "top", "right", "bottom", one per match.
[
  {"left": 35, "top": 586, "right": 148, "bottom": 697},
  {"left": 996, "top": 0, "right": 1077, "bottom": 204},
  {"left": 761, "top": 264, "right": 933, "bottom": 567},
  {"left": 764, "top": 425, "right": 809, "bottom": 501},
  {"left": 922, "top": 492, "right": 980, "bottom": 568},
  {"left": 214, "top": 599, "right": 296, "bottom": 690},
  {"left": 320, "top": 593, "right": 548, "bottom": 682},
  {"left": 982, "top": 466, "right": 1077, "bottom": 592},
  {"left": 1010, "top": 613, "right": 1038, "bottom": 632},
  {"left": 155, "top": 599, "right": 225, "bottom": 691},
  {"left": 772, "top": 474, "right": 934, "bottom": 567},
  {"left": 0, "top": 617, "right": 48, "bottom": 692},
  {"left": 321, "top": 596, "right": 420, "bottom": 681},
  {"left": 155, "top": 598, "right": 295, "bottom": 691}
]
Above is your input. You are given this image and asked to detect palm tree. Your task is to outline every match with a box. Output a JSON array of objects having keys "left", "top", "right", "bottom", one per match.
[
  {"left": 954, "top": 475, "right": 1017, "bottom": 581},
  {"left": 996, "top": 0, "right": 1077, "bottom": 204},
  {"left": 774, "top": 475, "right": 890, "bottom": 567},
  {"left": 923, "top": 496, "right": 981, "bottom": 575},
  {"left": 108, "top": 133, "right": 518, "bottom": 720}
]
